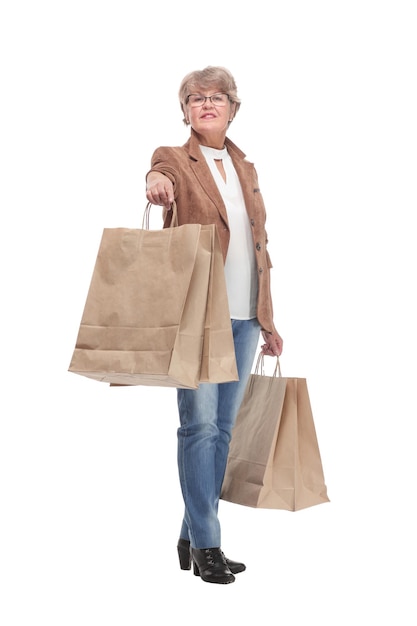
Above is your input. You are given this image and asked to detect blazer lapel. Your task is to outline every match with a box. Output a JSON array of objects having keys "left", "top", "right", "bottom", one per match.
[
  {"left": 184, "top": 132, "right": 255, "bottom": 225},
  {"left": 186, "top": 133, "right": 229, "bottom": 226},
  {"left": 228, "top": 154, "right": 255, "bottom": 216}
]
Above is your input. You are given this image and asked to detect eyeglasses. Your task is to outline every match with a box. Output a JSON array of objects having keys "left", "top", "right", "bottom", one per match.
[{"left": 186, "top": 93, "right": 230, "bottom": 107}]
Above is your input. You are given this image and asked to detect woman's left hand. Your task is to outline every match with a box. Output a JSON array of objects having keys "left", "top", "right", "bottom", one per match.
[{"left": 261, "top": 328, "right": 283, "bottom": 357}]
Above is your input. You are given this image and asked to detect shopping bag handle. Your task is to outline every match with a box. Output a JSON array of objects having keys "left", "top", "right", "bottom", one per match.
[
  {"left": 254, "top": 352, "right": 282, "bottom": 378},
  {"left": 142, "top": 201, "right": 178, "bottom": 229}
]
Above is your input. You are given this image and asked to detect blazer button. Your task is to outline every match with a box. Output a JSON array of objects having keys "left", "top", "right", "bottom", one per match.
[
  {"left": 258, "top": 267, "right": 263, "bottom": 274},
  {"left": 256, "top": 242, "right": 261, "bottom": 251},
  {"left": 250, "top": 219, "right": 255, "bottom": 226}
]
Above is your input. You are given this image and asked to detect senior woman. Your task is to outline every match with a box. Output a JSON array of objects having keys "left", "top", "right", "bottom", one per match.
[{"left": 146, "top": 66, "right": 283, "bottom": 585}]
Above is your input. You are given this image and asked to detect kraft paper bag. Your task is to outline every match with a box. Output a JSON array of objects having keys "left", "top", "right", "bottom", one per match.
[
  {"left": 68, "top": 203, "right": 238, "bottom": 389},
  {"left": 221, "top": 355, "right": 329, "bottom": 511},
  {"left": 199, "top": 220, "right": 239, "bottom": 384}
]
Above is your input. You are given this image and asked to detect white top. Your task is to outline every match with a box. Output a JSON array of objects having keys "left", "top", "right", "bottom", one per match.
[{"left": 199, "top": 144, "right": 258, "bottom": 320}]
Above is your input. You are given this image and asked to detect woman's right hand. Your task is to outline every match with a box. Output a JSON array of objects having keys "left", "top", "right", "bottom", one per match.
[{"left": 146, "top": 172, "right": 174, "bottom": 209}]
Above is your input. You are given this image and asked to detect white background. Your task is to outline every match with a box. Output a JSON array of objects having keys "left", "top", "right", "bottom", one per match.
[{"left": 1, "top": 1, "right": 416, "bottom": 624}]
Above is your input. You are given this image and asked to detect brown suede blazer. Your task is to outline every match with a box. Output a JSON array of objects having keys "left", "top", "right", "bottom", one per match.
[{"left": 148, "top": 130, "right": 275, "bottom": 333}]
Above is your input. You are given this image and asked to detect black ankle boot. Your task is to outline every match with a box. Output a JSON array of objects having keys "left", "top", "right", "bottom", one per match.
[
  {"left": 177, "top": 538, "right": 192, "bottom": 570},
  {"left": 192, "top": 548, "right": 235, "bottom": 584},
  {"left": 177, "top": 539, "right": 246, "bottom": 574}
]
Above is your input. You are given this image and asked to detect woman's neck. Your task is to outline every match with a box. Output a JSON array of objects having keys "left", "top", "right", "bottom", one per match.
[{"left": 193, "top": 130, "right": 226, "bottom": 150}]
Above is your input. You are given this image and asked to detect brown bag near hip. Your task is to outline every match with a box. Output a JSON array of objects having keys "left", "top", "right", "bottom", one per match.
[
  {"left": 68, "top": 202, "right": 238, "bottom": 389},
  {"left": 221, "top": 354, "right": 329, "bottom": 511}
]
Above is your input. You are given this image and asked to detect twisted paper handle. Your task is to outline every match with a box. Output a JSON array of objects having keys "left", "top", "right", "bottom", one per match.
[
  {"left": 254, "top": 351, "right": 282, "bottom": 378},
  {"left": 142, "top": 201, "right": 178, "bottom": 229}
]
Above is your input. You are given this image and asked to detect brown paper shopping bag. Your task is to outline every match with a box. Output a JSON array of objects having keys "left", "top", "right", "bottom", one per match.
[
  {"left": 221, "top": 355, "right": 329, "bottom": 511},
  {"left": 199, "top": 221, "right": 239, "bottom": 384},
  {"left": 68, "top": 203, "right": 238, "bottom": 389}
]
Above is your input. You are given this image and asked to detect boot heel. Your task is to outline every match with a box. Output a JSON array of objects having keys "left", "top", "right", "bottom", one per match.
[
  {"left": 193, "top": 560, "right": 200, "bottom": 577},
  {"left": 177, "top": 539, "right": 191, "bottom": 570}
]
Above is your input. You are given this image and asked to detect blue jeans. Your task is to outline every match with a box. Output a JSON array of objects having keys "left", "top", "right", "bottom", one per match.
[{"left": 177, "top": 318, "right": 261, "bottom": 548}]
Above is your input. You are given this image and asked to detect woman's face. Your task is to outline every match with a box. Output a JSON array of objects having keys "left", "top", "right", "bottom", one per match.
[{"left": 185, "top": 85, "right": 236, "bottom": 141}]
